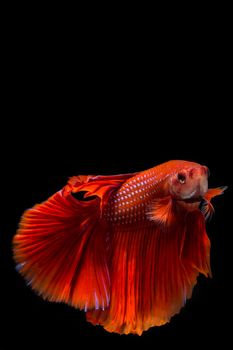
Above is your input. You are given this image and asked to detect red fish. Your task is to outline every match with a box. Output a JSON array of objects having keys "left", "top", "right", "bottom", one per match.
[{"left": 13, "top": 160, "right": 227, "bottom": 335}]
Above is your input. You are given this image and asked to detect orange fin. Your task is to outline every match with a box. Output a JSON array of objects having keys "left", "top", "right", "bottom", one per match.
[
  {"left": 204, "top": 186, "right": 228, "bottom": 202},
  {"left": 201, "top": 186, "right": 227, "bottom": 220},
  {"left": 146, "top": 196, "right": 174, "bottom": 226},
  {"left": 13, "top": 191, "right": 110, "bottom": 310},
  {"left": 13, "top": 172, "right": 135, "bottom": 311},
  {"left": 200, "top": 200, "right": 215, "bottom": 220},
  {"left": 181, "top": 211, "right": 211, "bottom": 278},
  {"left": 64, "top": 173, "right": 137, "bottom": 212},
  {"left": 87, "top": 211, "right": 211, "bottom": 335}
]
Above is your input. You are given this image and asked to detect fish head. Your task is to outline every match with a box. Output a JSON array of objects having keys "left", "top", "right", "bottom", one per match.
[{"left": 169, "top": 165, "right": 209, "bottom": 201}]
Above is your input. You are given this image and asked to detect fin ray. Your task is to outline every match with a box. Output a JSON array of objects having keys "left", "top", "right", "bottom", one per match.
[
  {"left": 87, "top": 210, "right": 211, "bottom": 335},
  {"left": 13, "top": 173, "right": 135, "bottom": 310}
]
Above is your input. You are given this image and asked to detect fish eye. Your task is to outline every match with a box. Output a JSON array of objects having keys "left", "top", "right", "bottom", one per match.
[{"left": 177, "top": 173, "right": 186, "bottom": 184}]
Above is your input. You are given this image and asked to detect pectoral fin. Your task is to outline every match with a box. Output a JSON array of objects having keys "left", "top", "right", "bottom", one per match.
[
  {"left": 204, "top": 186, "right": 228, "bottom": 202},
  {"left": 146, "top": 196, "right": 175, "bottom": 227}
]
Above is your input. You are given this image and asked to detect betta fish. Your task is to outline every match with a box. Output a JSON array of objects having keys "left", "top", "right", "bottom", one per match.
[{"left": 13, "top": 160, "right": 227, "bottom": 335}]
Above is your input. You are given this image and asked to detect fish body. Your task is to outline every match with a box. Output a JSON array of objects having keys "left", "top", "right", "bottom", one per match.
[
  {"left": 103, "top": 160, "right": 200, "bottom": 224},
  {"left": 13, "top": 160, "right": 226, "bottom": 335}
]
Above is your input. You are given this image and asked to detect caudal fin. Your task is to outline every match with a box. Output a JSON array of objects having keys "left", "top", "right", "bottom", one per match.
[{"left": 87, "top": 211, "right": 211, "bottom": 335}]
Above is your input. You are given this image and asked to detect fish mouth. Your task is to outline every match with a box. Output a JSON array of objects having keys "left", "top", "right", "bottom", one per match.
[
  {"left": 180, "top": 190, "right": 197, "bottom": 200},
  {"left": 175, "top": 195, "right": 204, "bottom": 211},
  {"left": 175, "top": 190, "right": 203, "bottom": 204}
]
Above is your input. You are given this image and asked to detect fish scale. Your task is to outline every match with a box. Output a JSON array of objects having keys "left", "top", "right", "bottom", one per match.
[{"left": 103, "top": 168, "right": 171, "bottom": 224}]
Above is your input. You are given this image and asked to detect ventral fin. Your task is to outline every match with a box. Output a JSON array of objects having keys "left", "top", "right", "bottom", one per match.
[
  {"left": 201, "top": 186, "right": 227, "bottom": 221},
  {"left": 200, "top": 199, "right": 215, "bottom": 221}
]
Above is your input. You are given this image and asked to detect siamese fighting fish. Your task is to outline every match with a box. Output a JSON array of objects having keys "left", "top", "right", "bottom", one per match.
[{"left": 13, "top": 160, "right": 227, "bottom": 335}]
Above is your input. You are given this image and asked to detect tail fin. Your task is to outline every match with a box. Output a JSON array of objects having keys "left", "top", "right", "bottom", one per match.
[
  {"left": 86, "top": 211, "right": 211, "bottom": 335},
  {"left": 13, "top": 172, "right": 135, "bottom": 311}
]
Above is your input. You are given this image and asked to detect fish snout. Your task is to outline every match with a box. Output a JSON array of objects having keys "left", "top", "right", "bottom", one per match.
[
  {"left": 189, "top": 166, "right": 209, "bottom": 178},
  {"left": 198, "top": 175, "right": 208, "bottom": 196},
  {"left": 189, "top": 166, "right": 209, "bottom": 197}
]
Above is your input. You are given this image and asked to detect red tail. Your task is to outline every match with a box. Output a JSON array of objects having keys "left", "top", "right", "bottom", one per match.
[
  {"left": 87, "top": 211, "right": 211, "bottom": 335},
  {"left": 13, "top": 173, "right": 135, "bottom": 310}
]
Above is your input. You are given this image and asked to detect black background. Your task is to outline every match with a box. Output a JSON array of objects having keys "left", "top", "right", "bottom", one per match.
[{"left": 1, "top": 12, "right": 232, "bottom": 349}]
